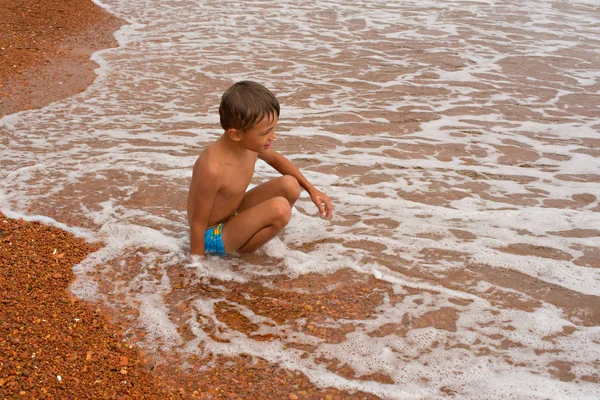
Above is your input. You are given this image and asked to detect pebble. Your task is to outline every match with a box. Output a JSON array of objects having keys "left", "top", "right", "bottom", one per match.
[{"left": 0, "top": 212, "right": 179, "bottom": 398}]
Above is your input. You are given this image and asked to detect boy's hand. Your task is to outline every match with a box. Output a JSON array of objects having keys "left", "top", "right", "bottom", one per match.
[{"left": 310, "top": 190, "right": 333, "bottom": 219}]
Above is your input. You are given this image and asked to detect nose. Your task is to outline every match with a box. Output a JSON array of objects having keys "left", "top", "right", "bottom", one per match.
[{"left": 270, "top": 130, "right": 277, "bottom": 140}]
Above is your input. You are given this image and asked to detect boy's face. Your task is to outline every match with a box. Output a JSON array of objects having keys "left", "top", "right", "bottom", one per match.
[{"left": 240, "top": 114, "right": 278, "bottom": 153}]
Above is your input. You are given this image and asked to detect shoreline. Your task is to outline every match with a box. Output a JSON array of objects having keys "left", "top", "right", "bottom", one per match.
[
  {"left": 0, "top": 2, "right": 377, "bottom": 398},
  {"left": 1, "top": 0, "right": 598, "bottom": 397},
  {"left": 1, "top": 208, "right": 379, "bottom": 399},
  {"left": 0, "top": 212, "right": 182, "bottom": 398},
  {"left": 0, "top": 3, "right": 184, "bottom": 397},
  {"left": 0, "top": 1, "right": 183, "bottom": 398},
  {"left": 0, "top": 0, "right": 123, "bottom": 117}
]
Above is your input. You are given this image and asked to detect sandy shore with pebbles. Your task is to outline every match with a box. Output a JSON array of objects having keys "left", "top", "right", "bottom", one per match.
[
  {"left": 0, "top": 2, "right": 374, "bottom": 399},
  {"left": 0, "top": 3, "right": 183, "bottom": 397},
  {"left": 0, "top": 212, "right": 181, "bottom": 398},
  {"left": 0, "top": 0, "right": 122, "bottom": 116},
  {"left": 0, "top": 216, "right": 375, "bottom": 399},
  {"left": 4, "top": 0, "right": 598, "bottom": 398}
]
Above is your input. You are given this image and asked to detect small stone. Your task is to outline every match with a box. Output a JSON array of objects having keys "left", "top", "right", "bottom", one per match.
[
  {"left": 119, "top": 356, "right": 128, "bottom": 366},
  {"left": 289, "top": 394, "right": 298, "bottom": 400},
  {"left": 52, "top": 273, "right": 62, "bottom": 279}
]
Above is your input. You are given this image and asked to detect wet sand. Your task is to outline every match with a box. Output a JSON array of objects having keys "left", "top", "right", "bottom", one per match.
[
  {"left": 0, "top": 212, "right": 180, "bottom": 398},
  {"left": 0, "top": 0, "right": 122, "bottom": 116},
  {"left": 2, "top": 0, "right": 599, "bottom": 398},
  {"left": 0, "top": 2, "right": 181, "bottom": 397},
  {"left": 0, "top": 1, "right": 377, "bottom": 398},
  {"left": 0, "top": 211, "right": 375, "bottom": 399}
]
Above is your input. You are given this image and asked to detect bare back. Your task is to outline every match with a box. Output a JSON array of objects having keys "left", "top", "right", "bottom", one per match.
[{"left": 187, "top": 141, "right": 257, "bottom": 227}]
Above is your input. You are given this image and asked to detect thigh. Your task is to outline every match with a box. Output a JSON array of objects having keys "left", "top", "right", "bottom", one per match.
[
  {"left": 221, "top": 197, "right": 290, "bottom": 252},
  {"left": 238, "top": 176, "right": 294, "bottom": 212}
]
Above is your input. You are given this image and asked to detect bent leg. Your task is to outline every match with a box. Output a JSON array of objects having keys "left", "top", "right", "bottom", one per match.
[
  {"left": 222, "top": 196, "right": 292, "bottom": 254},
  {"left": 238, "top": 175, "right": 301, "bottom": 212}
]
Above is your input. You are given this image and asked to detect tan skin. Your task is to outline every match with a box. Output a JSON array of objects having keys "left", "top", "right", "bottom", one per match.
[{"left": 187, "top": 114, "right": 333, "bottom": 256}]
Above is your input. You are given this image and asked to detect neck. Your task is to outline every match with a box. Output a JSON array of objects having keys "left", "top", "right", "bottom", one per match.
[{"left": 216, "top": 133, "right": 252, "bottom": 159}]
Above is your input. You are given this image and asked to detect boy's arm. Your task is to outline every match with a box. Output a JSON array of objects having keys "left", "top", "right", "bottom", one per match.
[
  {"left": 259, "top": 149, "right": 333, "bottom": 219},
  {"left": 189, "top": 161, "right": 220, "bottom": 256}
]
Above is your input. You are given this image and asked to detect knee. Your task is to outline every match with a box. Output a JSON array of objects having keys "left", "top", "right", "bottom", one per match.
[
  {"left": 270, "top": 196, "right": 292, "bottom": 227},
  {"left": 281, "top": 175, "right": 301, "bottom": 203}
]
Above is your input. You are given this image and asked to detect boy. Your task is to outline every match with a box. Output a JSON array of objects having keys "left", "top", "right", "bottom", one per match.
[{"left": 187, "top": 81, "right": 333, "bottom": 256}]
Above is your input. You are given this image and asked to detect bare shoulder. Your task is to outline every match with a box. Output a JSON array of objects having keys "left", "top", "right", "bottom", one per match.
[{"left": 193, "top": 146, "right": 223, "bottom": 180}]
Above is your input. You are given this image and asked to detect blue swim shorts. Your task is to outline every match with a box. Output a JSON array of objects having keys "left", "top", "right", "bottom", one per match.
[{"left": 205, "top": 223, "right": 226, "bottom": 256}]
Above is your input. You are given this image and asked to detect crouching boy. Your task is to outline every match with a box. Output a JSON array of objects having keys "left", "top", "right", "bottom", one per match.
[{"left": 187, "top": 81, "right": 333, "bottom": 256}]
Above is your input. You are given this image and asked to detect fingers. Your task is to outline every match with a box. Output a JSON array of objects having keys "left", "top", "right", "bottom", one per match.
[
  {"left": 315, "top": 195, "right": 333, "bottom": 219},
  {"left": 323, "top": 197, "right": 333, "bottom": 219},
  {"left": 316, "top": 197, "right": 326, "bottom": 217},
  {"left": 312, "top": 191, "right": 333, "bottom": 220}
]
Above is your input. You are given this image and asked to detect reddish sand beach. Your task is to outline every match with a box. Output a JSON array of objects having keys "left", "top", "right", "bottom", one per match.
[
  {"left": 0, "top": 3, "right": 182, "bottom": 398},
  {"left": 1, "top": 212, "right": 380, "bottom": 398},
  {"left": 0, "top": 2, "right": 375, "bottom": 399},
  {"left": 0, "top": 212, "right": 181, "bottom": 398},
  {"left": 0, "top": 0, "right": 122, "bottom": 116},
  {"left": 4, "top": 0, "right": 598, "bottom": 398}
]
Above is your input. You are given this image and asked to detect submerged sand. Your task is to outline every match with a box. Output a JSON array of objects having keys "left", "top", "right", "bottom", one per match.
[
  {"left": 0, "top": 1, "right": 377, "bottom": 398},
  {"left": 2, "top": 0, "right": 599, "bottom": 399}
]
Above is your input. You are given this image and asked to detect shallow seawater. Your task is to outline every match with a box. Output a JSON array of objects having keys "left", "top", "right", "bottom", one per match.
[{"left": 2, "top": 0, "right": 600, "bottom": 398}]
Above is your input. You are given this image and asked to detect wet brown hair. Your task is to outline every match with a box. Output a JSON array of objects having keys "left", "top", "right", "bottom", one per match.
[{"left": 219, "top": 81, "right": 280, "bottom": 132}]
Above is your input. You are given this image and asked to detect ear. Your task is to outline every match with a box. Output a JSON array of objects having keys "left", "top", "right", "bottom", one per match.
[{"left": 227, "top": 128, "right": 243, "bottom": 142}]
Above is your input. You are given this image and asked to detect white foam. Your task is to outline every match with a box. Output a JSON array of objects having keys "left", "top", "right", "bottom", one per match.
[
  {"left": 0, "top": 206, "right": 96, "bottom": 242},
  {"left": 137, "top": 293, "right": 182, "bottom": 347},
  {"left": 2, "top": 0, "right": 600, "bottom": 397}
]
